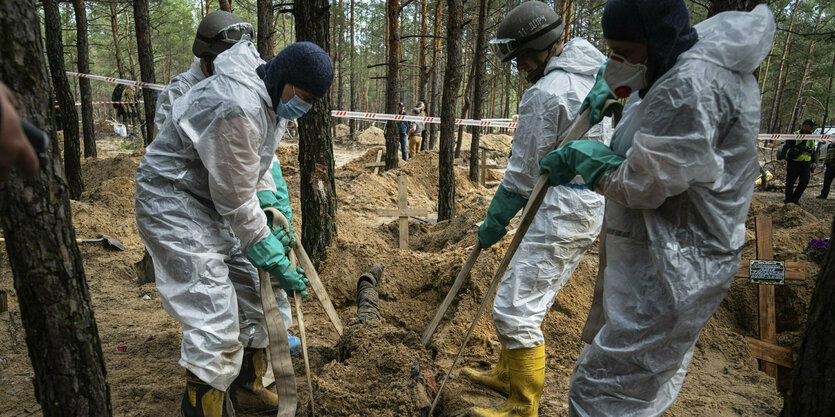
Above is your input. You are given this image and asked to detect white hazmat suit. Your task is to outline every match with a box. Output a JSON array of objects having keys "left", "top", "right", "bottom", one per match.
[
  {"left": 135, "top": 41, "right": 292, "bottom": 391},
  {"left": 494, "top": 38, "right": 613, "bottom": 350},
  {"left": 569, "top": 6, "right": 775, "bottom": 416}
]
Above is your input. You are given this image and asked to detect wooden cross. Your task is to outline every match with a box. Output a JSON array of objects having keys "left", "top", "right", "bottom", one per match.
[
  {"left": 733, "top": 215, "right": 806, "bottom": 384},
  {"left": 375, "top": 174, "right": 430, "bottom": 250},
  {"left": 364, "top": 149, "right": 385, "bottom": 174},
  {"left": 478, "top": 149, "right": 501, "bottom": 187}
]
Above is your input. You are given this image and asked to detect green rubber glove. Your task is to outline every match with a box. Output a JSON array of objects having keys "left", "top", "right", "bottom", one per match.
[
  {"left": 579, "top": 63, "right": 616, "bottom": 125},
  {"left": 246, "top": 234, "right": 309, "bottom": 298},
  {"left": 258, "top": 160, "right": 297, "bottom": 246},
  {"left": 539, "top": 140, "right": 625, "bottom": 190},
  {"left": 477, "top": 184, "right": 528, "bottom": 249}
]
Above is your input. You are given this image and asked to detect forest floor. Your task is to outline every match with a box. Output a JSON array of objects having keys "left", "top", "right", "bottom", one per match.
[{"left": 1, "top": 123, "right": 833, "bottom": 416}]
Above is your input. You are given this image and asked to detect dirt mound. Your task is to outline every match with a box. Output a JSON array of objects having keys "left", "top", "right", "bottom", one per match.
[
  {"left": 357, "top": 126, "right": 386, "bottom": 145},
  {"left": 81, "top": 154, "right": 139, "bottom": 190},
  {"left": 335, "top": 123, "right": 350, "bottom": 138}
]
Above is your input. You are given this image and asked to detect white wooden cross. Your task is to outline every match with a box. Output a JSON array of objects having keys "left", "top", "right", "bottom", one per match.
[
  {"left": 376, "top": 174, "right": 430, "bottom": 250},
  {"left": 364, "top": 149, "right": 385, "bottom": 174}
]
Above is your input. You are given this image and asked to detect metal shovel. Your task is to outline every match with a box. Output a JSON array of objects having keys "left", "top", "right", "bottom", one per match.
[{"left": 0, "top": 233, "right": 125, "bottom": 251}]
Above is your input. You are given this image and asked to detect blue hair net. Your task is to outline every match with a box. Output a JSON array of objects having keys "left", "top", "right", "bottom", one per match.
[
  {"left": 602, "top": 0, "right": 698, "bottom": 92},
  {"left": 256, "top": 41, "right": 334, "bottom": 110}
]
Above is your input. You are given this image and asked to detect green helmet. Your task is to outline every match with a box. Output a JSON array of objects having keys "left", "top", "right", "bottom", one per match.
[
  {"left": 192, "top": 11, "right": 254, "bottom": 58},
  {"left": 491, "top": 2, "right": 564, "bottom": 63}
]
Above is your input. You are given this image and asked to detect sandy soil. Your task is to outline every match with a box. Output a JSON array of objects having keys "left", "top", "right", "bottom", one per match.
[{"left": 1, "top": 124, "right": 830, "bottom": 416}]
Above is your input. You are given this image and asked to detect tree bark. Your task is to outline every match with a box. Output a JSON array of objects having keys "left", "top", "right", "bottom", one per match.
[
  {"left": 133, "top": 0, "right": 157, "bottom": 145},
  {"left": 767, "top": 0, "right": 797, "bottom": 133},
  {"left": 781, "top": 217, "right": 835, "bottom": 416},
  {"left": 349, "top": 0, "right": 357, "bottom": 139},
  {"left": 428, "top": 0, "right": 443, "bottom": 151},
  {"left": 384, "top": 0, "right": 402, "bottom": 170},
  {"left": 295, "top": 0, "right": 338, "bottom": 266},
  {"left": 219, "top": 0, "right": 231, "bottom": 12},
  {"left": 109, "top": 4, "right": 126, "bottom": 79},
  {"left": 468, "top": 0, "right": 490, "bottom": 182},
  {"left": 821, "top": 51, "right": 835, "bottom": 131},
  {"left": 72, "top": 0, "right": 96, "bottom": 159},
  {"left": 418, "top": 0, "right": 429, "bottom": 107},
  {"left": 788, "top": 7, "right": 822, "bottom": 133},
  {"left": 257, "top": 0, "right": 275, "bottom": 60},
  {"left": 44, "top": 0, "right": 83, "bottom": 199},
  {"left": 0, "top": 1, "right": 111, "bottom": 415},
  {"left": 438, "top": 0, "right": 464, "bottom": 221}
]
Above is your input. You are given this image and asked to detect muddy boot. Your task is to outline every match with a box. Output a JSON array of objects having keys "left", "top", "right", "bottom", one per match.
[
  {"left": 461, "top": 346, "right": 510, "bottom": 395},
  {"left": 357, "top": 264, "right": 384, "bottom": 324},
  {"left": 469, "top": 344, "right": 545, "bottom": 417},
  {"left": 181, "top": 371, "right": 226, "bottom": 417},
  {"left": 232, "top": 348, "right": 279, "bottom": 411}
]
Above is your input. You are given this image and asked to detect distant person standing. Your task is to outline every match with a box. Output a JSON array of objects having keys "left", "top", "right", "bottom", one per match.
[
  {"left": 784, "top": 119, "right": 817, "bottom": 205},
  {"left": 398, "top": 102, "right": 409, "bottom": 161},
  {"left": 407, "top": 107, "right": 424, "bottom": 158},
  {"left": 816, "top": 140, "right": 835, "bottom": 199},
  {"left": 417, "top": 99, "right": 429, "bottom": 150}
]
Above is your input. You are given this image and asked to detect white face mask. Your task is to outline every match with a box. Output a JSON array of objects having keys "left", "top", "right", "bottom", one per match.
[{"left": 603, "top": 53, "right": 648, "bottom": 99}]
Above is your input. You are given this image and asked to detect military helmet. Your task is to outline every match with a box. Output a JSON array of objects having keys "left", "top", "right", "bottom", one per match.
[
  {"left": 192, "top": 11, "right": 254, "bottom": 58},
  {"left": 491, "top": 1, "right": 564, "bottom": 62}
]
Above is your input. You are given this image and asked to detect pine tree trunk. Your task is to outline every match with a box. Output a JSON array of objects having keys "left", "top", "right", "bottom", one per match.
[
  {"left": 768, "top": 0, "right": 797, "bottom": 133},
  {"left": 124, "top": 12, "right": 138, "bottom": 82},
  {"left": 133, "top": 0, "right": 157, "bottom": 145},
  {"left": 788, "top": 8, "right": 822, "bottom": 133},
  {"left": 219, "top": 0, "right": 231, "bottom": 12},
  {"left": 295, "top": 0, "right": 338, "bottom": 265},
  {"left": 72, "top": 0, "right": 96, "bottom": 159},
  {"left": 428, "top": 0, "right": 443, "bottom": 151},
  {"left": 0, "top": 1, "right": 111, "bottom": 415},
  {"left": 44, "top": 0, "right": 83, "bottom": 199},
  {"left": 349, "top": 0, "right": 356, "bottom": 139},
  {"left": 821, "top": 51, "right": 835, "bottom": 130},
  {"left": 257, "top": 0, "right": 275, "bottom": 60},
  {"left": 384, "top": 0, "right": 402, "bottom": 170},
  {"left": 336, "top": 0, "right": 345, "bottom": 114},
  {"left": 439, "top": 0, "right": 463, "bottom": 221},
  {"left": 468, "top": 0, "right": 489, "bottom": 183},
  {"left": 109, "top": 5, "right": 126, "bottom": 79},
  {"left": 781, "top": 217, "right": 835, "bottom": 416},
  {"left": 418, "top": 0, "right": 429, "bottom": 108}
]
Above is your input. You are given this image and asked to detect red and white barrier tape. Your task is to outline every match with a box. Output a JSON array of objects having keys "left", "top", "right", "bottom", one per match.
[
  {"left": 65, "top": 71, "right": 166, "bottom": 91},
  {"left": 74, "top": 100, "right": 144, "bottom": 105},
  {"left": 755, "top": 134, "right": 834, "bottom": 143},
  {"left": 331, "top": 110, "right": 519, "bottom": 128},
  {"left": 331, "top": 110, "right": 834, "bottom": 141}
]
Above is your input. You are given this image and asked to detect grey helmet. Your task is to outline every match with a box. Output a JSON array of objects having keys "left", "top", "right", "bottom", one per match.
[
  {"left": 192, "top": 11, "right": 254, "bottom": 58},
  {"left": 490, "top": 1, "right": 564, "bottom": 63}
]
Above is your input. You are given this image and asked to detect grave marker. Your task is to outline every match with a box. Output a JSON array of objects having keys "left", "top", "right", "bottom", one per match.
[{"left": 376, "top": 174, "right": 430, "bottom": 250}]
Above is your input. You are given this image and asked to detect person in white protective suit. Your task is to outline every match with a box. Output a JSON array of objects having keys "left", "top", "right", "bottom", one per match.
[
  {"left": 135, "top": 38, "right": 333, "bottom": 416},
  {"left": 537, "top": 2, "right": 775, "bottom": 416},
  {"left": 150, "top": 11, "right": 303, "bottom": 357},
  {"left": 462, "top": 2, "right": 612, "bottom": 416}
]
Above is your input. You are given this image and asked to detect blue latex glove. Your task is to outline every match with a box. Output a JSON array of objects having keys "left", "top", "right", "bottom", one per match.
[
  {"left": 287, "top": 333, "right": 301, "bottom": 355},
  {"left": 477, "top": 184, "right": 528, "bottom": 249},
  {"left": 258, "top": 160, "right": 297, "bottom": 244},
  {"left": 539, "top": 140, "right": 626, "bottom": 190},
  {"left": 579, "top": 63, "right": 617, "bottom": 125},
  {"left": 246, "top": 234, "right": 309, "bottom": 298}
]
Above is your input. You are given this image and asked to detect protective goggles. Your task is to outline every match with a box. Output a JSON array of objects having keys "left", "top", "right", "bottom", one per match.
[{"left": 196, "top": 22, "right": 255, "bottom": 46}]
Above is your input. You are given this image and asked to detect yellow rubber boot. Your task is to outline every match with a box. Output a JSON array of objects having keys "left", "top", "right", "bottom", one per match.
[
  {"left": 461, "top": 346, "right": 510, "bottom": 395},
  {"left": 181, "top": 371, "right": 225, "bottom": 417},
  {"left": 232, "top": 348, "right": 279, "bottom": 411},
  {"left": 469, "top": 344, "right": 545, "bottom": 417}
]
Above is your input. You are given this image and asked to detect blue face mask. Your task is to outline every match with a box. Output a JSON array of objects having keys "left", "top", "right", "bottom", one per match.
[{"left": 277, "top": 87, "right": 312, "bottom": 120}]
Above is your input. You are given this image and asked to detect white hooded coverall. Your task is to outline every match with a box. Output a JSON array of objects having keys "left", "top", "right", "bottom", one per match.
[
  {"left": 135, "top": 41, "right": 291, "bottom": 391},
  {"left": 569, "top": 6, "right": 776, "bottom": 416},
  {"left": 494, "top": 38, "right": 613, "bottom": 350}
]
